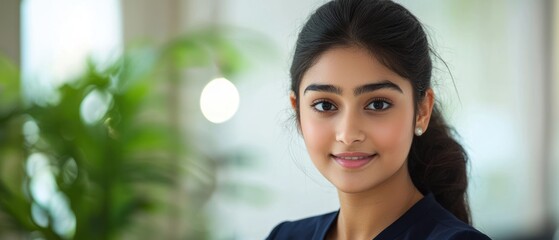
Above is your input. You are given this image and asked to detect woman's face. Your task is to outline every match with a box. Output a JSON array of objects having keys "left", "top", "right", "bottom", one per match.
[{"left": 293, "top": 46, "right": 425, "bottom": 194}]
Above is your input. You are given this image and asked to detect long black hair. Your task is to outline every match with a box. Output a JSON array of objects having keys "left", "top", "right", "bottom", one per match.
[{"left": 290, "top": 0, "right": 471, "bottom": 224}]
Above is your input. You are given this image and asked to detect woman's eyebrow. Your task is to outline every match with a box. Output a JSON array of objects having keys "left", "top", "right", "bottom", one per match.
[
  {"left": 303, "top": 80, "right": 403, "bottom": 95},
  {"left": 354, "top": 80, "right": 403, "bottom": 95},
  {"left": 303, "top": 84, "right": 342, "bottom": 95}
]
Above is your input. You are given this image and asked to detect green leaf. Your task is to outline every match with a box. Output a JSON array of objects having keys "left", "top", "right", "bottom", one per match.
[{"left": 0, "top": 56, "right": 21, "bottom": 118}]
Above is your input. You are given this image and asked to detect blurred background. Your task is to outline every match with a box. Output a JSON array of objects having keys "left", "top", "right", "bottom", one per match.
[{"left": 0, "top": 0, "right": 558, "bottom": 239}]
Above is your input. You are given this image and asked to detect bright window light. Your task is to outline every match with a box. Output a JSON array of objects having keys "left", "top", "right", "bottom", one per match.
[{"left": 21, "top": 0, "right": 122, "bottom": 104}]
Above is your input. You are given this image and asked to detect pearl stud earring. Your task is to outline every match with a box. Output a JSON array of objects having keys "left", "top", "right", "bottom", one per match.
[{"left": 415, "top": 127, "right": 423, "bottom": 136}]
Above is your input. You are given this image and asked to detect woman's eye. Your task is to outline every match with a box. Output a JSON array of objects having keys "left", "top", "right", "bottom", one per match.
[
  {"left": 312, "top": 101, "right": 337, "bottom": 112},
  {"left": 366, "top": 100, "right": 392, "bottom": 111}
]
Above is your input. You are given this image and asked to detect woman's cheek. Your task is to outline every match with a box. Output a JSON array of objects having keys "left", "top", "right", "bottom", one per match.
[
  {"left": 372, "top": 115, "right": 412, "bottom": 153},
  {"left": 300, "top": 114, "right": 332, "bottom": 155}
]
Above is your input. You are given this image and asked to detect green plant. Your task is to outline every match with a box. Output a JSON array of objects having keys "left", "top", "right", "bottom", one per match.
[{"left": 0, "top": 28, "right": 269, "bottom": 239}]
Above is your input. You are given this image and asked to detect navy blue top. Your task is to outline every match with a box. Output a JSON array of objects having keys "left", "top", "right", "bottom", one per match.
[{"left": 266, "top": 193, "right": 491, "bottom": 240}]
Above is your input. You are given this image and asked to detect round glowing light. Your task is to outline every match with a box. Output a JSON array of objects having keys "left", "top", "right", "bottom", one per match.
[{"left": 200, "top": 77, "right": 240, "bottom": 123}]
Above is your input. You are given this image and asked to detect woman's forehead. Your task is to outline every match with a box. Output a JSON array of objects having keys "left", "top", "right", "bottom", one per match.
[{"left": 300, "top": 47, "right": 411, "bottom": 93}]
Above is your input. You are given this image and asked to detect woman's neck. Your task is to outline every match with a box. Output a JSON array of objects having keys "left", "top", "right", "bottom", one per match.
[{"left": 330, "top": 165, "right": 423, "bottom": 240}]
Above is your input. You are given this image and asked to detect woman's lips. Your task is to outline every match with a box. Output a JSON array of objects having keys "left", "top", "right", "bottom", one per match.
[{"left": 331, "top": 152, "right": 376, "bottom": 169}]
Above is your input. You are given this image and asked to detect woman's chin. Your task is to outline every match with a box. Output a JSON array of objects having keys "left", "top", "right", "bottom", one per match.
[{"left": 328, "top": 176, "right": 382, "bottom": 195}]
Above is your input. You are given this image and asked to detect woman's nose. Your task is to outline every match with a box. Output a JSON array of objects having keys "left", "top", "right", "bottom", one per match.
[{"left": 335, "top": 110, "right": 366, "bottom": 145}]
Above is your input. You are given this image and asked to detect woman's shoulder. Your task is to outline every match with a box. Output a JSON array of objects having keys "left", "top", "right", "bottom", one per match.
[
  {"left": 421, "top": 217, "right": 491, "bottom": 240},
  {"left": 266, "top": 211, "right": 338, "bottom": 240},
  {"left": 383, "top": 193, "right": 491, "bottom": 240},
  {"left": 428, "top": 200, "right": 490, "bottom": 239}
]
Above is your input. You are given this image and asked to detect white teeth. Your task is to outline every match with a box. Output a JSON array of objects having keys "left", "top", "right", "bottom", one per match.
[{"left": 338, "top": 156, "right": 370, "bottom": 160}]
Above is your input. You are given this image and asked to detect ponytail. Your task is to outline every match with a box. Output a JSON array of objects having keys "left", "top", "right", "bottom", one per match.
[{"left": 409, "top": 106, "right": 471, "bottom": 224}]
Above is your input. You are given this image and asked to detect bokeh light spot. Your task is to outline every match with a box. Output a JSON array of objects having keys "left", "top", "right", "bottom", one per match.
[
  {"left": 200, "top": 77, "right": 240, "bottom": 123},
  {"left": 80, "top": 88, "right": 113, "bottom": 125}
]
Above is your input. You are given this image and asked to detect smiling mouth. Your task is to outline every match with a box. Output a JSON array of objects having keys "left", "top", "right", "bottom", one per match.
[{"left": 330, "top": 153, "right": 377, "bottom": 169}]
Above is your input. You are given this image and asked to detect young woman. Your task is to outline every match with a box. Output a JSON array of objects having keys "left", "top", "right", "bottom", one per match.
[{"left": 266, "top": 0, "right": 491, "bottom": 239}]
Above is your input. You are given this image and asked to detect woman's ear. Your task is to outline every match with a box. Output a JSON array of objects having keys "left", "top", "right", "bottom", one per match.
[
  {"left": 415, "top": 88, "right": 435, "bottom": 132},
  {"left": 290, "top": 91, "right": 303, "bottom": 134},
  {"left": 289, "top": 91, "right": 297, "bottom": 110}
]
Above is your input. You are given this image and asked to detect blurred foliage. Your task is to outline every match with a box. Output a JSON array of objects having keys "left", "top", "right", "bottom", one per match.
[{"left": 0, "top": 28, "right": 271, "bottom": 239}]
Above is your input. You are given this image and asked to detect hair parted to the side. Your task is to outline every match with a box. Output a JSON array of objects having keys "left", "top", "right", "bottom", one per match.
[{"left": 290, "top": 0, "right": 471, "bottom": 224}]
